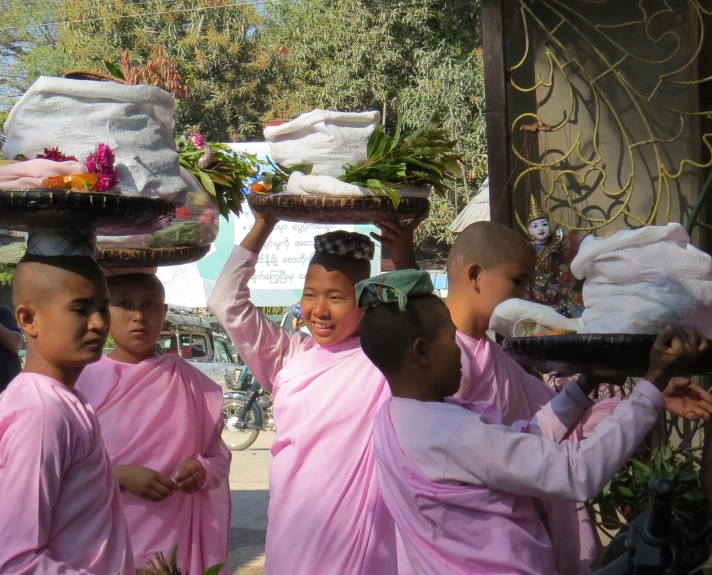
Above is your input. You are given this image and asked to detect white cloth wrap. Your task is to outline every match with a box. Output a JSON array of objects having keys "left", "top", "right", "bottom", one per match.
[
  {"left": 3, "top": 76, "right": 187, "bottom": 205},
  {"left": 571, "top": 223, "right": 712, "bottom": 336},
  {"left": 284, "top": 171, "right": 430, "bottom": 198},
  {"left": 264, "top": 109, "right": 380, "bottom": 177},
  {"left": 490, "top": 299, "right": 582, "bottom": 338}
]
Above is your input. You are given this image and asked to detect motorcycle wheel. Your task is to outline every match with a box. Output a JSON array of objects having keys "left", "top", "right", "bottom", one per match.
[{"left": 222, "top": 399, "right": 261, "bottom": 451}]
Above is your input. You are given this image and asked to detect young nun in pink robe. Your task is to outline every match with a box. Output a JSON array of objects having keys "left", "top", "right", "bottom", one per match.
[
  {"left": 357, "top": 269, "right": 708, "bottom": 575},
  {"left": 0, "top": 255, "right": 133, "bottom": 575},
  {"left": 445, "top": 221, "right": 712, "bottom": 575},
  {"left": 76, "top": 272, "right": 230, "bottom": 575},
  {"left": 209, "top": 214, "right": 442, "bottom": 575}
]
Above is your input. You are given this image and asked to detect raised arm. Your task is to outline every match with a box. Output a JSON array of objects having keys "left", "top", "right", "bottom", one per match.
[
  {"left": 445, "top": 382, "right": 663, "bottom": 502},
  {"left": 208, "top": 217, "right": 314, "bottom": 391},
  {"left": 0, "top": 409, "right": 92, "bottom": 575}
]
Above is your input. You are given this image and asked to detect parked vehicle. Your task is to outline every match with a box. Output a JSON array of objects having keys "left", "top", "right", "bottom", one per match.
[
  {"left": 222, "top": 368, "right": 274, "bottom": 451},
  {"left": 158, "top": 312, "right": 244, "bottom": 393}
]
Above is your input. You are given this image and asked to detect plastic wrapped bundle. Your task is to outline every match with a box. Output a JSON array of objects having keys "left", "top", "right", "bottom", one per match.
[{"left": 97, "top": 169, "right": 218, "bottom": 250}]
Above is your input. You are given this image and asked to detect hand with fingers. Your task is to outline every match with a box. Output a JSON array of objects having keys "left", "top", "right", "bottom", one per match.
[
  {"left": 662, "top": 378, "right": 712, "bottom": 421},
  {"left": 175, "top": 459, "right": 207, "bottom": 493},
  {"left": 371, "top": 211, "right": 429, "bottom": 271},
  {"left": 645, "top": 327, "right": 710, "bottom": 391},
  {"left": 115, "top": 464, "right": 177, "bottom": 502}
]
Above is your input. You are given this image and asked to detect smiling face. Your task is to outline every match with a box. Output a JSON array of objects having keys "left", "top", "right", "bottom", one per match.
[
  {"left": 107, "top": 274, "right": 166, "bottom": 363},
  {"left": 300, "top": 260, "right": 366, "bottom": 347},
  {"left": 528, "top": 218, "right": 552, "bottom": 243}
]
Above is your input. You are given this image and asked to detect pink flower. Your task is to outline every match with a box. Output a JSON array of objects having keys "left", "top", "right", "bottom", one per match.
[
  {"left": 36, "top": 147, "right": 77, "bottom": 162},
  {"left": 86, "top": 143, "right": 119, "bottom": 192},
  {"left": 190, "top": 133, "right": 207, "bottom": 150}
]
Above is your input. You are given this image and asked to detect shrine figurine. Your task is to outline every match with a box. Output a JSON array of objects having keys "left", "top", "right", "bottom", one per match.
[{"left": 526, "top": 196, "right": 584, "bottom": 318}]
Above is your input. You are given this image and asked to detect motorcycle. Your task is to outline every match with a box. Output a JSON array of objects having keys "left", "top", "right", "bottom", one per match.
[
  {"left": 222, "top": 368, "right": 274, "bottom": 451},
  {"left": 592, "top": 479, "right": 710, "bottom": 574}
]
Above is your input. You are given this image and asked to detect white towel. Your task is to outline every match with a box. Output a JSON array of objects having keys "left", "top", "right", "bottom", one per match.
[
  {"left": 3, "top": 76, "right": 187, "bottom": 204},
  {"left": 283, "top": 171, "right": 430, "bottom": 198},
  {"left": 264, "top": 109, "right": 380, "bottom": 177}
]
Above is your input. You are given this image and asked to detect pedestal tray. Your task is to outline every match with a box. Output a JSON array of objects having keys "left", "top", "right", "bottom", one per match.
[
  {"left": 97, "top": 245, "right": 211, "bottom": 268},
  {"left": 503, "top": 333, "right": 712, "bottom": 378},
  {"left": 0, "top": 190, "right": 175, "bottom": 235},
  {"left": 247, "top": 193, "right": 430, "bottom": 224}
]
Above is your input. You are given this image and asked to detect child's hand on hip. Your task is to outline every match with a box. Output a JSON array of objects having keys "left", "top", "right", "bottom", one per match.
[
  {"left": 646, "top": 327, "right": 709, "bottom": 390},
  {"left": 176, "top": 459, "right": 207, "bottom": 493},
  {"left": 115, "top": 464, "right": 177, "bottom": 502}
]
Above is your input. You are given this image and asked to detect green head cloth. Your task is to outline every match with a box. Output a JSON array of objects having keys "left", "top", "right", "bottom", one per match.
[{"left": 356, "top": 270, "right": 435, "bottom": 311}]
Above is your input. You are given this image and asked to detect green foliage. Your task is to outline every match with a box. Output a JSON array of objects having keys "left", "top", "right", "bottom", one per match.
[
  {"left": 137, "top": 546, "right": 223, "bottom": 575},
  {"left": 263, "top": 0, "right": 487, "bottom": 251},
  {"left": 340, "top": 113, "right": 463, "bottom": 208},
  {"left": 177, "top": 136, "right": 259, "bottom": 218},
  {"left": 0, "top": 263, "right": 17, "bottom": 286},
  {"left": 57, "top": 0, "right": 272, "bottom": 141},
  {"left": 587, "top": 444, "right": 706, "bottom": 528}
]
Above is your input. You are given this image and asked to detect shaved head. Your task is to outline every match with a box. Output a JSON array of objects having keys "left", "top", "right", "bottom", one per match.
[
  {"left": 13, "top": 254, "right": 106, "bottom": 308},
  {"left": 106, "top": 273, "right": 165, "bottom": 301},
  {"left": 447, "top": 222, "right": 533, "bottom": 284}
]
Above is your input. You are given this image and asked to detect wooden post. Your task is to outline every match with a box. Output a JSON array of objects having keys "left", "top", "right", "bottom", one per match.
[{"left": 481, "top": 0, "right": 512, "bottom": 227}]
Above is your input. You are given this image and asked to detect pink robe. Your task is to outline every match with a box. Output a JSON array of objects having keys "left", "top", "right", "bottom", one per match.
[
  {"left": 77, "top": 355, "right": 231, "bottom": 575},
  {"left": 455, "top": 332, "right": 620, "bottom": 575},
  {"left": 209, "top": 247, "right": 397, "bottom": 574},
  {"left": 0, "top": 372, "right": 133, "bottom": 575},
  {"left": 375, "top": 382, "right": 665, "bottom": 574}
]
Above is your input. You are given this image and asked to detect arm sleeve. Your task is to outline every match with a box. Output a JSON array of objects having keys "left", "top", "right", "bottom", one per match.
[
  {"left": 526, "top": 380, "right": 594, "bottom": 442},
  {"left": 207, "top": 246, "right": 314, "bottom": 392},
  {"left": 196, "top": 416, "right": 231, "bottom": 492},
  {"left": 443, "top": 381, "right": 664, "bottom": 502},
  {"left": 0, "top": 409, "right": 91, "bottom": 575}
]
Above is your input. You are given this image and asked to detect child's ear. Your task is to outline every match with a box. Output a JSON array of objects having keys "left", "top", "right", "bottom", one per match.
[
  {"left": 162, "top": 304, "right": 168, "bottom": 321},
  {"left": 16, "top": 305, "right": 37, "bottom": 338},
  {"left": 412, "top": 337, "right": 431, "bottom": 368},
  {"left": 467, "top": 263, "right": 482, "bottom": 293}
]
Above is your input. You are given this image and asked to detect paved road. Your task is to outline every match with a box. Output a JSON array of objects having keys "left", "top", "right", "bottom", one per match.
[{"left": 228, "top": 432, "right": 274, "bottom": 575}]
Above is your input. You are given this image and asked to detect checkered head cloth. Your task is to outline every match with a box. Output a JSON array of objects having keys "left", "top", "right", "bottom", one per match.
[
  {"left": 314, "top": 231, "right": 375, "bottom": 261},
  {"left": 27, "top": 228, "right": 97, "bottom": 258}
]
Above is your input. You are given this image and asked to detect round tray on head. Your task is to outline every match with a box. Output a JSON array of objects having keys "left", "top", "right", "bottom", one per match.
[
  {"left": 97, "top": 245, "right": 211, "bottom": 268},
  {"left": 247, "top": 193, "right": 430, "bottom": 224},
  {"left": 0, "top": 190, "right": 175, "bottom": 235},
  {"left": 503, "top": 333, "right": 712, "bottom": 378}
]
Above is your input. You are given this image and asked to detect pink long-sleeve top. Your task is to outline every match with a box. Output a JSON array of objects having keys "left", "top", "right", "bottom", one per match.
[
  {"left": 375, "top": 382, "right": 664, "bottom": 574},
  {"left": 0, "top": 372, "right": 134, "bottom": 575}
]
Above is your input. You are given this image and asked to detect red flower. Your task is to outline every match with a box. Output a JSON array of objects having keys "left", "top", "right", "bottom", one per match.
[
  {"left": 36, "top": 147, "right": 78, "bottom": 162},
  {"left": 176, "top": 207, "right": 192, "bottom": 219}
]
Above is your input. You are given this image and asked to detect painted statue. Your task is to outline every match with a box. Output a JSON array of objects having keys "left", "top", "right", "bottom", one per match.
[{"left": 526, "top": 196, "right": 583, "bottom": 318}]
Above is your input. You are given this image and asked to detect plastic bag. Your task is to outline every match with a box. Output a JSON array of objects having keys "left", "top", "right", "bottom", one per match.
[
  {"left": 97, "top": 168, "right": 218, "bottom": 250},
  {"left": 571, "top": 223, "right": 712, "bottom": 336}
]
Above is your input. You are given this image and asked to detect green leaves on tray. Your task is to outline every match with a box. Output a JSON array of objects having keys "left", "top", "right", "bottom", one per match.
[
  {"left": 340, "top": 113, "right": 463, "bottom": 208},
  {"left": 178, "top": 137, "right": 260, "bottom": 220}
]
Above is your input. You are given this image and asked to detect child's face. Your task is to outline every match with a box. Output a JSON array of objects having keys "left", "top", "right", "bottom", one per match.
[
  {"left": 25, "top": 272, "right": 110, "bottom": 369},
  {"left": 301, "top": 263, "right": 363, "bottom": 347},
  {"left": 109, "top": 279, "right": 166, "bottom": 359},
  {"left": 476, "top": 248, "right": 536, "bottom": 324}
]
